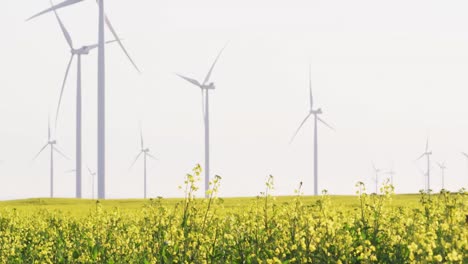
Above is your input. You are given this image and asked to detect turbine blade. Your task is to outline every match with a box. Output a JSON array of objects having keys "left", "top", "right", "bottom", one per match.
[
  {"left": 425, "top": 137, "right": 429, "bottom": 152},
  {"left": 33, "top": 144, "right": 49, "bottom": 161},
  {"left": 55, "top": 54, "right": 75, "bottom": 127},
  {"left": 203, "top": 43, "right": 227, "bottom": 85},
  {"left": 140, "top": 127, "right": 144, "bottom": 149},
  {"left": 27, "top": 0, "right": 84, "bottom": 21},
  {"left": 309, "top": 63, "right": 313, "bottom": 109},
  {"left": 147, "top": 153, "right": 158, "bottom": 161},
  {"left": 104, "top": 15, "right": 141, "bottom": 73},
  {"left": 416, "top": 153, "right": 425, "bottom": 161},
  {"left": 289, "top": 113, "right": 312, "bottom": 144},
  {"left": 48, "top": 116, "right": 51, "bottom": 141},
  {"left": 54, "top": 146, "right": 70, "bottom": 160},
  {"left": 87, "top": 167, "right": 93, "bottom": 175},
  {"left": 87, "top": 39, "right": 119, "bottom": 51},
  {"left": 317, "top": 117, "right": 335, "bottom": 131},
  {"left": 51, "top": 0, "right": 74, "bottom": 49},
  {"left": 130, "top": 152, "right": 143, "bottom": 169},
  {"left": 176, "top": 73, "right": 201, "bottom": 87},
  {"left": 462, "top": 152, "right": 468, "bottom": 159}
]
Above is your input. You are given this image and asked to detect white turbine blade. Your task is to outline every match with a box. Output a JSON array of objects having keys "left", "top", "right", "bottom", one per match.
[
  {"left": 55, "top": 54, "right": 75, "bottom": 126},
  {"left": 203, "top": 43, "right": 228, "bottom": 85},
  {"left": 33, "top": 144, "right": 49, "bottom": 161},
  {"left": 51, "top": 1, "right": 74, "bottom": 49},
  {"left": 140, "top": 127, "right": 144, "bottom": 149},
  {"left": 462, "top": 152, "right": 468, "bottom": 159},
  {"left": 425, "top": 138, "right": 429, "bottom": 152},
  {"left": 130, "top": 152, "right": 143, "bottom": 169},
  {"left": 372, "top": 162, "right": 377, "bottom": 172},
  {"left": 87, "top": 39, "right": 119, "bottom": 51},
  {"left": 104, "top": 15, "right": 141, "bottom": 73},
  {"left": 289, "top": 113, "right": 312, "bottom": 144},
  {"left": 309, "top": 63, "right": 313, "bottom": 109},
  {"left": 87, "top": 167, "right": 93, "bottom": 175},
  {"left": 54, "top": 146, "right": 70, "bottom": 160},
  {"left": 317, "top": 117, "right": 335, "bottom": 131},
  {"left": 48, "top": 117, "right": 51, "bottom": 141},
  {"left": 147, "top": 153, "right": 158, "bottom": 161},
  {"left": 176, "top": 74, "right": 202, "bottom": 87},
  {"left": 416, "top": 153, "right": 425, "bottom": 161},
  {"left": 27, "top": 0, "right": 84, "bottom": 21}
]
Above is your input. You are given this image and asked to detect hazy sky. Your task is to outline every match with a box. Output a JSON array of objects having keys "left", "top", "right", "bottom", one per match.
[{"left": 1, "top": 0, "right": 468, "bottom": 199}]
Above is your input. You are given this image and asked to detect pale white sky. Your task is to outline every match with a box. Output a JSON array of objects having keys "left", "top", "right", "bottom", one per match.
[{"left": 1, "top": 0, "right": 467, "bottom": 199}]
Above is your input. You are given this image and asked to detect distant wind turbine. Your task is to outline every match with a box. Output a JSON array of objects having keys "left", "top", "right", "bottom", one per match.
[
  {"left": 176, "top": 45, "right": 227, "bottom": 198},
  {"left": 461, "top": 152, "right": 468, "bottom": 179},
  {"left": 40, "top": 3, "right": 117, "bottom": 199},
  {"left": 87, "top": 167, "right": 97, "bottom": 199},
  {"left": 33, "top": 118, "right": 69, "bottom": 198},
  {"left": 384, "top": 167, "right": 396, "bottom": 187},
  {"left": 28, "top": 0, "right": 140, "bottom": 200},
  {"left": 290, "top": 64, "right": 335, "bottom": 196},
  {"left": 372, "top": 162, "right": 381, "bottom": 194},
  {"left": 436, "top": 161, "right": 447, "bottom": 190},
  {"left": 130, "top": 128, "right": 157, "bottom": 199},
  {"left": 416, "top": 138, "right": 432, "bottom": 192}
]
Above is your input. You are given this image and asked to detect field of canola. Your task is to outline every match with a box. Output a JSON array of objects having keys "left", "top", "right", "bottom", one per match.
[{"left": 0, "top": 165, "right": 466, "bottom": 263}]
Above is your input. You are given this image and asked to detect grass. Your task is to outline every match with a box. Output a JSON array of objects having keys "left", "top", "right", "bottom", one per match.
[{"left": 0, "top": 194, "right": 423, "bottom": 217}]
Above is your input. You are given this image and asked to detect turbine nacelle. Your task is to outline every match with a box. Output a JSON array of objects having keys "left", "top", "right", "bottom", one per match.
[
  {"left": 72, "top": 46, "right": 91, "bottom": 55},
  {"left": 202, "top": 82, "right": 216, "bottom": 90},
  {"left": 311, "top": 108, "right": 323, "bottom": 115},
  {"left": 49, "top": 140, "right": 57, "bottom": 145},
  {"left": 143, "top": 148, "right": 150, "bottom": 153}
]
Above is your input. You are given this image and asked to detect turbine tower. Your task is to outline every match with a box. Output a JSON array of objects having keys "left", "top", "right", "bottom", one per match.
[
  {"left": 416, "top": 138, "right": 432, "bottom": 192},
  {"left": 130, "top": 128, "right": 157, "bottom": 199},
  {"left": 176, "top": 45, "right": 227, "bottom": 198},
  {"left": 436, "top": 161, "right": 447, "bottom": 190},
  {"left": 290, "top": 64, "right": 334, "bottom": 196},
  {"left": 28, "top": 0, "right": 140, "bottom": 199},
  {"left": 43, "top": 3, "right": 117, "bottom": 199},
  {"left": 33, "top": 119, "right": 69, "bottom": 198},
  {"left": 372, "top": 162, "right": 381, "bottom": 194}
]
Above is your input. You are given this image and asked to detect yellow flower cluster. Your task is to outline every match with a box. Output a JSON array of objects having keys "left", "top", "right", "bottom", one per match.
[{"left": 0, "top": 168, "right": 466, "bottom": 263}]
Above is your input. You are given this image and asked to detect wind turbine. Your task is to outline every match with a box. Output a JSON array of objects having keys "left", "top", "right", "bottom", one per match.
[
  {"left": 384, "top": 167, "right": 396, "bottom": 187},
  {"left": 176, "top": 45, "right": 227, "bottom": 198},
  {"left": 416, "top": 138, "right": 432, "bottom": 192},
  {"left": 372, "top": 163, "right": 381, "bottom": 194},
  {"left": 87, "top": 167, "right": 97, "bottom": 199},
  {"left": 33, "top": 119, "right": 69, "bottom": 198},
  {"left": 436, "top": 161, "right": 447, "bottom": 190},
  {"left": 28, "top": 0, "right": 140, "bottom": 199},
  {"left": 461, "top": 152, "right": 468, "bottom": 179},
  {"left": 290, "top": 64, "right": 334, "bottom": 196},
  {"left": 42, "top": 3, "right": 117, "bottom": 199},
  {"left": 130, "top": 128, "right": 157, "bottom": 199}
]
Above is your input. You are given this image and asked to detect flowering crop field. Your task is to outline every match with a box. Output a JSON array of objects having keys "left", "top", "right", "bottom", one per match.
[{"left": 0, "top": 166, "right": 466, "bottom": 263}]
